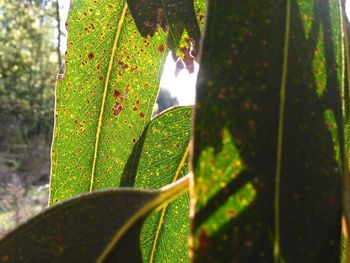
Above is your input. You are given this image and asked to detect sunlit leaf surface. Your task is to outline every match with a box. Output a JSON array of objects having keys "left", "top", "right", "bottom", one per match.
[
  {"left": 50, "top": 0, "right": 168, "bottom": 204},
  {"left": 192, "top": 0, "right": 344, "bottom": 262},
  {"left": 133, "top": 107, "right": 192, "bottom": 262}
]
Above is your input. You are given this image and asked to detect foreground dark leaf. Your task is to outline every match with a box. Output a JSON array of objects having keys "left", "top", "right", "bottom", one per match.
[
  {"left": 192, "top": 0, "right": 343, "bottom": 262},
  {"left": 343, "top": 0, "right": 350, "bottom": 248},
  {"left": 0, "top": 176, "right": 189, "bottom": 262}
]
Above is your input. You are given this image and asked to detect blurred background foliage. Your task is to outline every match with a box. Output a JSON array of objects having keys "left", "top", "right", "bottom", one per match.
[
  {"left": 0, "top": 0, "right": 59, "bottom": 237},
  {"left": 0, "top": 0, "right": 57, "bottom": 151}
]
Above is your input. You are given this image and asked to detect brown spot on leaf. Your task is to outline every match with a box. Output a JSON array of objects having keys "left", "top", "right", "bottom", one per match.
[
  {"left": 157, "top": 44, "right": 165, "bottom": 53},
  {"left": 228, "top": 210, "right": 237, "bottom": 217},
  {"left": 113, "top": 104, "right": 123, "bottom": 116},
  {"left": 199, "top": 229, "right": 209, "bottom": 251},
  {"left": 1, "top": 255, "right": 10, "bottom": 262},
  {"left": 88, "top": 52, "right": 95, "bottom": 59},
  {"left": 112, "top": 86, "right": 129, "bottom": 117},
  {"left": 140, "top": 112, "right": 145, "bottom": 118},
  {"left": 113, "top": 89, "right": 121, "bottom": 99},
  {"left": 327, "top": 195, "right": 337, "bottom": 208},
  {"left": 118, "top": 61, "right": 129, "bottom": 69},
  {"left": 56, "top": 233, "right": 63, "bottom": 242}
]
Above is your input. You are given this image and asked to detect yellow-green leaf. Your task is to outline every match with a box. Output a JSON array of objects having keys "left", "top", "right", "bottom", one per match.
[
  {"left": 134, "top": 106, "right": 192, "bottom": 262},
  {"left": 49, "top": 1, "right": 168, "bottom": 204}
]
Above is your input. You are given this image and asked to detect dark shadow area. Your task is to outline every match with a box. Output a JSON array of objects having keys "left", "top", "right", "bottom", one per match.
[
  {"left": 107, "top": 220, "right": 144, "bottom": 262},
  {"left": 192, "top": 0, "right": 342, "bottom": 262},
  {"left": 119, "top": 125, "right": 149, "bottom": 187},
  {"left": 127, "top": 0, "right": 201, "bottom": 72}
]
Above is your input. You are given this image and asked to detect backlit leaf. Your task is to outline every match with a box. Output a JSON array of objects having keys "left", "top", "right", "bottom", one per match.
[
  {"left": 133, "top": 106, "right": 192, "bottom": 262},
  {"left": 191, "top": 0, "right": 344, "bottom": 262},
  {"left": 343, "top": 0, "right": 350, "bottom": 254},
  {"left": 49, "top": 1, "right": 168, "bottom": 204}
]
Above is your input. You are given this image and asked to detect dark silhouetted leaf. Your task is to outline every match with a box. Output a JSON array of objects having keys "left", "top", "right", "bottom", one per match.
[
  {"left": 127, "top": 0, "right": 200, "bottom": 51},
  {"left": 0, "top": 175, "right": 189, "bottom": 262},
  {"left": 343, "top": 1, "right": 350, "bottom": 258},
  {"left": 192, "top": 0, "right": 344, "bottom": 262},
  {"left": 127, "top": 0, "right": 206, "bottom": 73}
]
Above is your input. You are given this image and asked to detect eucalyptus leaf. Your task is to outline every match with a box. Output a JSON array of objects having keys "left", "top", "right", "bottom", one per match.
[
  {"left": 343, "top": 0, "right": 350, "bottom": 243},
  {"left": 126, "top": 0, "right": 200, "bottom": 51},
  {"left": 0, "top": 175, "right": 189, "bottom": 263},
  {"left": 133, "top": 106, "right": 192, "bottom": 262},
  {"left": 192, "top": 0, "right": 344, "bottom": 262},
  {"left": 50, "top": 0, "right": 168, "bottom": 204}
]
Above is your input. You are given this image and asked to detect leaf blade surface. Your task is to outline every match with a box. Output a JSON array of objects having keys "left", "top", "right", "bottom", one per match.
[
  {"left": 133, "top": 107, "right": 192, "bottom": 262},
  {"left": 0, "top": 176, "right": 189, "bottom": 262},
  {"left": 191, "top": 0, "right": 344, "bottom": 261},
  {"left": 50, "top": 0, "right": 168, "bottom": 204}
]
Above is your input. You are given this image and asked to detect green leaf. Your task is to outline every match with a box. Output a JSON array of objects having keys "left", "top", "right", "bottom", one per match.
[
  {"left": 126, "top": 0, "right": 200, "bottom": 51},
  {"left": 192, "top": 0, "right": 344, "bottom": 262},
  {"left": 49, "top": 1, "right": 168, "bottom": 204},
  {"left": 127, "top": 0, "right": 206, "bottom": 73},
  {"left": 342, "top": 5, "right": 350, "bottom": 262},
  {"left": 133, "top": 106, "right": 192, "bottom": 262},
  {"left": 0, "top": 175, "right": 189, "bottom": 262}
]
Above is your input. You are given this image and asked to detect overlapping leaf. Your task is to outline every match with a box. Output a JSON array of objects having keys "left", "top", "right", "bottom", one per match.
[
  {"left": 342, "top": 0, "right": 350, "bottom": 245},
  {"left": 49, "top": 0, "right": 169, "bottom": 204},
  {"left": 132, "top": 106, "right": 192, "bottom": 262},
  {"left": 192, "top": 0, "right": 344, "bottom": 262},
  {"left": 0, "top": 176, "right": 189, "bottom": 262},
  {"left": 127, "top": 0, "right": 200, "bottom": 49}
]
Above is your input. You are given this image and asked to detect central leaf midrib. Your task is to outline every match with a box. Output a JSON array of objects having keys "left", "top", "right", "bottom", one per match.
[
  {"left": 274, "top": 0, "right": 291, "bottom": 261},
  {"left": 89, "top": 3, "right": 128, "bottom": 192},
  {"left": 149, "top": 144, "right": 190, "bottom": 262}
]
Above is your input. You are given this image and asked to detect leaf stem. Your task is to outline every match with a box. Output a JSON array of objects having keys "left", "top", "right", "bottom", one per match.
[
  {"left": 97, "top": 174, "right": 190, "bottom": 262},
  {"left": 274, "top": 0, "right": 291, "bottom": 261},
  {"left": 149, "top": 144, "right": 190, "bottom": 262}
]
